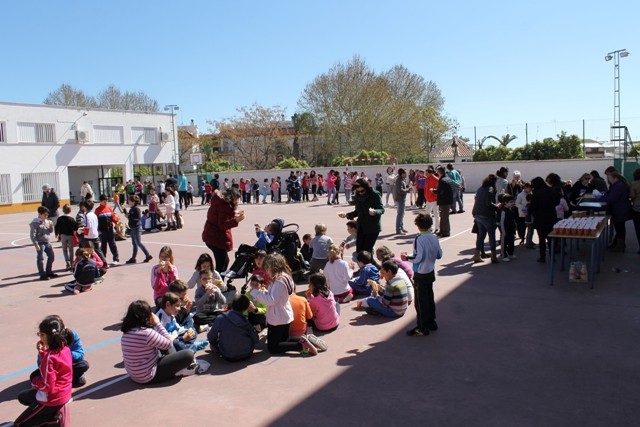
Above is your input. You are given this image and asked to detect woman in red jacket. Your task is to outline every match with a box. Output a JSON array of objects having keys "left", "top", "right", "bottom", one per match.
[{"left": 202, "top": 188, "right": 244, "bottom": 273}]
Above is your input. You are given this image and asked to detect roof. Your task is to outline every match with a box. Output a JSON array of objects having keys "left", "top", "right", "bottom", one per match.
[{"left": 430, "top": 136, "right": 474, "bottom": 159}]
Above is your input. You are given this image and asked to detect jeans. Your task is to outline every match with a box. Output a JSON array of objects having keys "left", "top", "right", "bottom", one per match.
[
  {"left": 475, "top": 215, "right": 497, "bottom": 252},
  {"left": 60, "top": 234, "right": 74, "bottom": 265},
  {"left": 130, "top": 227, "right": 150, "bottom": 259},
  {"left": 344, "top": 189, "right": 351, "bottom": 203},
  {"left": 327, "top": 187, "right": 336, "bottom": 204},
  {"left": 99, "top": 228, "right": 119, "bottom": 262},
  {"left": 451, "top": 186, "right": 460, "bottom": 212},
  {"left": 396, "top": 198, "right": 406, "bottom": 232},
  {"left": 36, "top": 242, "right": 55, "bottom": 276},
  {"left": 149, "top": 349, "right": 194, "bottom": 384},
  {"left": 366, "top": 297, "right": 401, "bottom": 318}
]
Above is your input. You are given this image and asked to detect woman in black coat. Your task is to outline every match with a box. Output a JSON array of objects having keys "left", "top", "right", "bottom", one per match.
[
  {"left": 339, "top": 178, "right": 384, "bottom": 254},
  {"left": 529, "top": 177, "right": 560, "bottom": 263}
]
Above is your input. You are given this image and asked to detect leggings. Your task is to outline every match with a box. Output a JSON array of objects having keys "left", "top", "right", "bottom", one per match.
[
  {"left": 149, "top": 349, "right": 195, "bottom": 384},
  {"left": 207, "top": 244, "right": 229, "bottom": 274},
  {"left": 267, "top": 323, "right": 302, "bottom": 354}
]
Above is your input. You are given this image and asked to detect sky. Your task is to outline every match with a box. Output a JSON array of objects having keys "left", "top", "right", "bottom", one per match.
[{"left": 2, "top": 0, "right": 639, "bottom": 147}]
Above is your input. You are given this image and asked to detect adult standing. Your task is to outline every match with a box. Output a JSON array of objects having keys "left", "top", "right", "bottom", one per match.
[
  {"left": 434, "top": 167, "right": 453, "bottom": 238},
  {"left": 446, "top": 164, "right": 464, "bottom": 213},
  {"left": 385, "top": 166, "right": 397, "bottom": 207},
  {"left": 41, "top": 184, "right": 60, "bottom": 226},
  {"left": 529, "top": 177, "right": 560, "bottom": 263},
  {"left": 202, "top": 188, "right": 244, "bottom": 274},
  {"left": 95, "top": 195, "right": 120, "bottom": 265},
  {"left": 178, "top": 171, "right": 189, "bottom": 210},
  {"left": 339, "top": 178, "right": 385, "bottom": 254},
  {"left": 395, "top": 168, "right": 410, "bottom": 235},
  {"left": 210, "top": 174, "right": 220, "bottom": 192},
  {"left": 590, "top": 170, "right": 608, "bottom": 193},
  {"left": 30, "top": 206, "right": 57, "bottom": 280},
  {"left": 80, "top": 181, "right": 93, "bottom": 201},
  {"left": 423, "top": 166, "right": 440, "bottom": 233},
  {"left": 630, "top": 168, "right": 640, "bottom": 254},
  {"left": 495, "top": 167, "right": 509, "bottom": 201},
  {"left": 471, "top": 175, "right": 498, "bottom": 263},
  {"left": 598, "top": 171, "right": 632, "bottom": 252}
]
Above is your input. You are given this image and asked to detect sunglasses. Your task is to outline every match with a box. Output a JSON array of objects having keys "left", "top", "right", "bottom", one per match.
[{"left": 355, "top": 189, "right": 366, "bottom": 194}]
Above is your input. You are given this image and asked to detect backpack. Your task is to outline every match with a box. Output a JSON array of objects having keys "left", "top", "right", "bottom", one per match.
[{"left": 74, "top": 258, "right": 98, "bottom": 285}]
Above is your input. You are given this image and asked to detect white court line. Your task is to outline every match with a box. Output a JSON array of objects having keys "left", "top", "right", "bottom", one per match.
[
  {"left": 439, "top": 227, "right": 472, "bottom": 242},
  {"left": 72, "top": 373, "right": 130, "bottom": 400},
  {"left": 10, "top": 237, "right": 33, "bottom": 246}
]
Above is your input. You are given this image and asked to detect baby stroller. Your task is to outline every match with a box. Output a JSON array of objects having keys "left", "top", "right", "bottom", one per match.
[
  {"left": 223, "top": 244, "right": 259, "bottom": 287},
  {"left": 267, "top": 222, "right": 307, "bottom": 282}
]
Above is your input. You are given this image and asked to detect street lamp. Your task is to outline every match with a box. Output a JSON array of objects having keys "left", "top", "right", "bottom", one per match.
[
  {"left": 164, "top": 104, "right": 179, "bottom": 173},
  {"left": 604, "top": 49, "right": 630, "bottom": 148}
]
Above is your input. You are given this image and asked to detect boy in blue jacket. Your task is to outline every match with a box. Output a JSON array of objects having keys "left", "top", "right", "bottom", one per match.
[{"left": 348, "top": 251, "right": 380, "bottom": 295}]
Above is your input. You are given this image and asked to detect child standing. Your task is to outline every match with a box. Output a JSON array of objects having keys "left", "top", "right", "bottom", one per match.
[
  {"left": 30, "top": 206, "right": 57, "bottom": 281},
  {"left": 401, "top": 213, "right": 442, "bottom": 336},
  {"left": 14, "top": 315, "right": 73, "bottom": 426},
  {"left": 309, "top": 224, "right": 333, "bottom": 274},
  {"left": 261, "top": 179, "right": 269, "bottom": 204},
  {"left": 54, "top": 204, "right": 78, "bottom": 271},
  {"left": 209, "top": 294, "right": 259, "bottom": 361},
  {"left": 323, "top": 244, "right": 354, "bottom": 303},
  {"left": 163, "top": 189, "right": 176, "bottom": 231},
  {"left": 151, "top": 246, "right": 179, "bottom": 306},
  {"left": 499, "top": 194, "right": 517, "bottom": 261},
  {"left": 148, "top": 188, "right": 160, "bottom": 232},
  {"left": 306, "top": 274, "right": 340, "bottom": 332},
  {"left": 125, "top": 195, "right": 153, "bottom": 264}
]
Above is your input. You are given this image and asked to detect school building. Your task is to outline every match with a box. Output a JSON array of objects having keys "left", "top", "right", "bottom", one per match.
[{"left": 0, "top": 102, "right": 177, "bottom": 214}]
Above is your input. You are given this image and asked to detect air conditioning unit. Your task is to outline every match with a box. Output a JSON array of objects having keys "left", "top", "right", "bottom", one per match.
[
  {"left": 76, "top": 130, "right": 89, "bottom": 143},
  {"left": 160, "top": 132, "right": 170, "bottom": 143}
]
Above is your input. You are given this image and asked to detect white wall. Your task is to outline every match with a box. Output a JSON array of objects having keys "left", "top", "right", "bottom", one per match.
[{"left": 0, "top": 102, "right": 175, "bottom": 207}]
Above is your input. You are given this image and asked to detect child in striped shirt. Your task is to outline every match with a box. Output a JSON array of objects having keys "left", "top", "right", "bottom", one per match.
[{"left": 355, "top": 260, "right": 408, "bottom": 318}]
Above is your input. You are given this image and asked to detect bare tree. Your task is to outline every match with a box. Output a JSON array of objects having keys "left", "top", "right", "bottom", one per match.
[
  {"left": 43, "top": 84, "right": 97, "bottom": 108},
  {"left": 208, "top": 104, "right": 289, "bottom": 170}
]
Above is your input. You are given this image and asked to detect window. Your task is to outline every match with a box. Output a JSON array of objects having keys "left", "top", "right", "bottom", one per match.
[
  {"left": 0, "top": 122, "right": 5, "bottom": 143},
  {"left": 131, "top": 127, "right": 158, "bottom": 144},
  {"left": 17, "top": 122, "right": 56, "bottom": 143},
  {"left": 94, "top": 125, "right": 124, "bottom": 144},
  {"left": 21, "top": 172, "right": 59, "bottom": 202},
  {"left": 0, "top": 174, "right": 11, "bottom": 205}
]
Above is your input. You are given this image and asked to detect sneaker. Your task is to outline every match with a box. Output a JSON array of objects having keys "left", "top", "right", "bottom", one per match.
[
  {"left": 125, "top": 258, "right": 136, "bottom": 264},
  {"left": 502, "top": 256, "right": 511, "bottom": 262},
  {"left": 176, "top": 362, "right": 198, "bottom": 377},
  {"left": 340, "top": 293, "right": 354, "bottom": 303},
  {"left": 73, "top": 375, "right": 87, "bottom": 387},
  {"left": 406, "top": 327, "right": 428, "bottom": 336},
  {"left": 110, "top": 261, "right": 120, "bottom": 266},
  {"left": 299, "top": 336, "right": 318, "bottom": 356},
  {"left": 306, "top": 334, "right": 328, "bottom": 352},
  {"left": 47, "top": 273, "right": 59, "bottom": 278},
  {"left": 198, "top": 324, "right": 210, "bottom": 333},
  {"left": 39, "top": 275, "right": 50, "bottom": 281},
  {"left": 64, "top": 283, "right": 77, "bottom": 293},
  {"left": 143, "top": 255, "right": 153, "bottom": 263},
  {"left": 509, "top": 254, "right": 517, "bottom": 259},
  {"left": 94, "top": 277, "right": 104, "bottom": 285},
  {"left": 195, "top": 359, "right": 210, "bottom": 374},
  {"left": 193, "top": 340, "right": 209, "bottom": 352}
]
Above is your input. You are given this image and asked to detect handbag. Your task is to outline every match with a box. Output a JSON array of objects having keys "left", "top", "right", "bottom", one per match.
[{"left": 471, "top": 222, "right": 478, "bottom": 234}]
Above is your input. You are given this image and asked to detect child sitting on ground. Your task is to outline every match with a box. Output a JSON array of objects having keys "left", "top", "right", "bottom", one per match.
[
  {"left": 309, "top": 223, "right": 333, "bottom": 274},
  {"left": 193, "top": 269, "right": 227, "bottom": 331},
  {"left": 208, "top": 294, "right": 260, "bottom": 361},
  {"left": 323, "top": 244, "right": 354, "bottom": 303},
  {"left": 355, "top": 260, "right": 408, "bottom": 318},
  {"left": 289, "top": 282, "right": 313, "bottom": 339},
  {"left": 348, "top": 251, "right": 380, "bottom": 295},
  {"left": 300, "top": 234, "right": 313, "bottom": 267},
  {"left": 187, "top": 253, "right": 215, "bottom": 288},
  {"left": 65, "top": 249, "right": 100, "bottom": 295},
  {"left": 305, "top": 274, "right": 339, "bottom": 333},
  {"left": 157, "top": 292, "right": 208, "bottom": 352},
  {"left": 241, "top": 274, "right": 268, "bottom": 331},
  {"left": 168, "top": 280, "right": 195, "bottom": 331},
  {"left": 151, "top": 246, "right": 179, "bottom": 307}
]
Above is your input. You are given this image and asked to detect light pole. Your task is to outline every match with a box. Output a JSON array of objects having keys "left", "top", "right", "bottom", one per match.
[
  {"left": 164, "top": 104, "right": 179, "bottom": 174},
  {"left": 604, "top": 49, "right": 630, "bottom": 149}
]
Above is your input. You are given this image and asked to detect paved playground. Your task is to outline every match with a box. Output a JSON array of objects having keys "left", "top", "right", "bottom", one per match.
[{"left": 1, "top": 198, "right": 639, "bottom": 426}]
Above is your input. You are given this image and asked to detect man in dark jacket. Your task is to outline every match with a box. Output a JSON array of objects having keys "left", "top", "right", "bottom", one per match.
[
  {"left": 435, "top": 167, "right": 453, "bottom": 237},
  {"left": 41, "top": 184, "right": 60, "bottom": 225}
]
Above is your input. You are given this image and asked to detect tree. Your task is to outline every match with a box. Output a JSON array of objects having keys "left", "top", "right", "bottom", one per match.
[
  {"left": 208, "top": 104, "right": 290, "bottom": 170},
  {"left": 275, "top": 157, "right": 310, "bottom": 170},
  {"left": 291, "top": 112, "right": 318, "bottom": 163},
  {"left": 43, "top": 84, "right": 97, "bottom": 108},
  {"left": 298, "top": 55, "right": 450, "bottom": 161},
  {"left": 486, "top": 134, "right": 517, "bottom": 147},
  {"left": 43, "top": 83, "right": 159, "bottom": 112}
]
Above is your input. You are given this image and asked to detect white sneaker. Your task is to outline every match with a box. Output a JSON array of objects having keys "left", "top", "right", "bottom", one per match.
[
  {"left": 110, "top": 261, "right": 120, "bottom": 266},
  {"left": 198, "top": 324, "right": 210, "bottom": 333},
  {"left": 176, "top": 362, "right": 198, "bottom": 377},
  {"left": 502, "top": 257, "right": 511, "bottom": 262},
  {"left": 195, "top": 359, "right": 210, "bottom": 374}
]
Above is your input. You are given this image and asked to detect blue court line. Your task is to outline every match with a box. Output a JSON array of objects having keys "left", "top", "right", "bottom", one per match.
[{"left": 0, "top": 336, "right": 122, "bottom": 382}]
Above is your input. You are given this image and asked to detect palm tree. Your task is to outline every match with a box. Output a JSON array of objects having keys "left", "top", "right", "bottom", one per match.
[{"left": 486, "top": 134, "right": 517, "bottom": 147}]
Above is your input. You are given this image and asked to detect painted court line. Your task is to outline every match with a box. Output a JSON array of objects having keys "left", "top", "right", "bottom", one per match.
[{"left": 72, "top": 373, "right": 130, "bottom": 400}]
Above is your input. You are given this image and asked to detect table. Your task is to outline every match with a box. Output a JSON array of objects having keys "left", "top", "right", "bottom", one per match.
[{"left": 548, "top": 226, "right": 607, "bottom": 289}]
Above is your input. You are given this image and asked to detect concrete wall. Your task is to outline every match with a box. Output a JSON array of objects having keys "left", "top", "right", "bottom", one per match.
[{"left": 184, "top": 158, "right": 615, "bottom": 194}]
